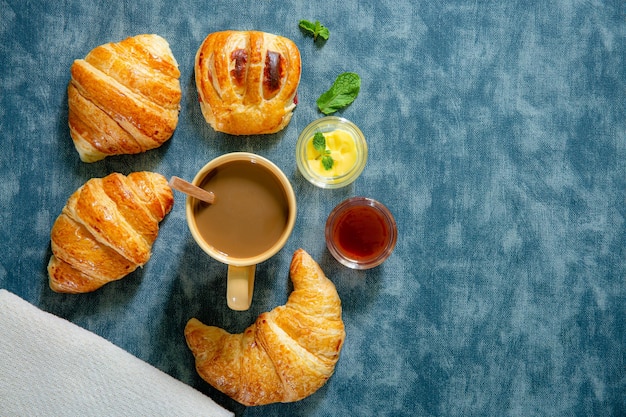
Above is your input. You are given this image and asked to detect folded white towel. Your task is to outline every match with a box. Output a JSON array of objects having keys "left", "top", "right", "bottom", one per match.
[{"left": 0, "top": 289, "right": 233, "bottom": 417}]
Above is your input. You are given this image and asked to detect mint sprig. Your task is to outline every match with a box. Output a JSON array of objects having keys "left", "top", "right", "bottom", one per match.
[
  {"left": 299, "top": 20, "right": 330, "bottom": 42},
  {"left": 317, "top": 72, "right": 361, "bottom": 115},
  {"left": 312, "top": 132, "right": 334, "bottom": 170}
]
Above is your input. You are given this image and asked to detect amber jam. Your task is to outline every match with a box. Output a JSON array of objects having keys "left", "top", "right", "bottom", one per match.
[{"left": 325, "top": 197, "right": 397, "bottom": 269}]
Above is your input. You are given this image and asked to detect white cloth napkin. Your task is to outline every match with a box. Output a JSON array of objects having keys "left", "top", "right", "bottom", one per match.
[{"left": 0, "top": 289, "right": 233, "bottom": 417}]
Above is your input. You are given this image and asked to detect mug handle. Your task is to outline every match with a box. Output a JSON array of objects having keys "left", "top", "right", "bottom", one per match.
[{"left": 227, "top": 265, "right": 256, "bottom": 310}]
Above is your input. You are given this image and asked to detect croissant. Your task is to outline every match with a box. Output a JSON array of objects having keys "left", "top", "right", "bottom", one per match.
[
  {"left": 47, "top": 172, "right": 174, "bottom": 293},
  {"left": 68, "top": 34, "right": 182, "bottom": 162},
  {"left": 195, "top": 30, "right": 301, "bottom": 135},
  {"left": 185, "top": 249, "right": 345, "bottom": 406}
]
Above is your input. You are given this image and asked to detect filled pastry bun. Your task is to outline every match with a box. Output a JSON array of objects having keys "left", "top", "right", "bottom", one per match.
[{"left": 195, "top": 30, "right": 301, "bottom": 135}]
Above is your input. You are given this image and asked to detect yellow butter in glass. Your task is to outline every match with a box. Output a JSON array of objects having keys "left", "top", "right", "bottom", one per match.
[
  {"left": 296, "top": 116, "right": 367, "bottom": 189},
  {"left": 306, "top": 129, "right": 358, "bottom": 177}
]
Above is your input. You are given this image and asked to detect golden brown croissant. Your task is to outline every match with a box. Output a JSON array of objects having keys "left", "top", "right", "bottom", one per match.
[
  {"left": 185, "top": 249, "right": 345, "bottom": 406},
  {"left": 68, "top": 34, "right": 182, "bottom": 162},
  {"left": 195, "top": 30, "right": 301, "bottom": 135},
  {"left": 47, "top": 172, "right": 174, "bottom": 293}
]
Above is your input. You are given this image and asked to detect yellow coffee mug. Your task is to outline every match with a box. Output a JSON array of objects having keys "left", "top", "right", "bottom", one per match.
[{"left": 185, "top": 153, "right": 296, "bottom": 310}]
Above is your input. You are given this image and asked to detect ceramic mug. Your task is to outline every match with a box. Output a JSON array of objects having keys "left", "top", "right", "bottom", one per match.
[{"left": 185, "top": 152, "right": 296, "bottom": 310}]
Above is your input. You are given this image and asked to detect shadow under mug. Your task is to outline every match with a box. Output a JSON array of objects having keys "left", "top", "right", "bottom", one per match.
[{"left": 185, "top": 152, "right": 297, "bottom": 311}]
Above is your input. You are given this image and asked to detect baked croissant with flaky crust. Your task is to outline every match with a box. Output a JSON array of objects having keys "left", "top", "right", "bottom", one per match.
[
  {"left": 185, "top": 249, "right": 345, "bottom": 406},
  {"left": 48, "top": 172, "right": 174, "bottom": 293},
  {"left": 68, "top": 34, "right": 181, "bottom": 162},
  {"left": 195, "top": 30, "right": 301, "bottom": 135}
]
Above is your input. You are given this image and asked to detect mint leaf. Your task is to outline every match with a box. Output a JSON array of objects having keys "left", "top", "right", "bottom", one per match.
[
  {"left": 299, "top": 19, "right": 329, "bottom": 42},
  {"left": 317, "top": 72, "right": 361, "bottom": 115},
  {"left": 322, "top": 155, "right": 334, "bottom": 170},
  {"left": 313, "top": 21, "right": 330, "bottom": 41},
  {"left": 312, "top": 132, "right": 326, "bottom": 153},
  {"left": 311, "top": 132, "right": 334, "bottom": 170},
  {"left": 299, "top": 20, "right": 316, "bottom": 33}
]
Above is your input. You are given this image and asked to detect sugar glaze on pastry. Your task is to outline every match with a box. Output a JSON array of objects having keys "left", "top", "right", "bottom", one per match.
[
  {"left": 185, "top": 249, "right": 345, "bottom": 406},
  {"left": 68, "top": 34, "right": 181, "bottom": 162},
  {"left": 195, "top": 30, "right": 301, "bottom": 135}
]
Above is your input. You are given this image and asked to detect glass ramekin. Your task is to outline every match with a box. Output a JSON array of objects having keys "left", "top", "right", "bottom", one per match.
[
  {"left": 296, "top": 116, "right": 368, "bottom": 189},
  {"left": 325, "top": 197, "right": 397, "bottom": 269}
]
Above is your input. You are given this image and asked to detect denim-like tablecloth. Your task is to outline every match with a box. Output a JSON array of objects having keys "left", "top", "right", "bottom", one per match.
[{"left": 1, "top": 1, "right": 624, "bottom": 416}]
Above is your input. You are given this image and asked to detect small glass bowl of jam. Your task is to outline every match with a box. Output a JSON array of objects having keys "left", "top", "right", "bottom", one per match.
[
  {"left": 325, "top": 197, "right": 397, "bottom": 269},
  {"left": 296, "top": 116, "right": 368, "bottom": 189}
]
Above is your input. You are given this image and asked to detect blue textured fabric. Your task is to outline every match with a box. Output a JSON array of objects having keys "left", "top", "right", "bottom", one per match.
[{"left": 1, "top": 1, "right": 624, "bottom": 415}]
